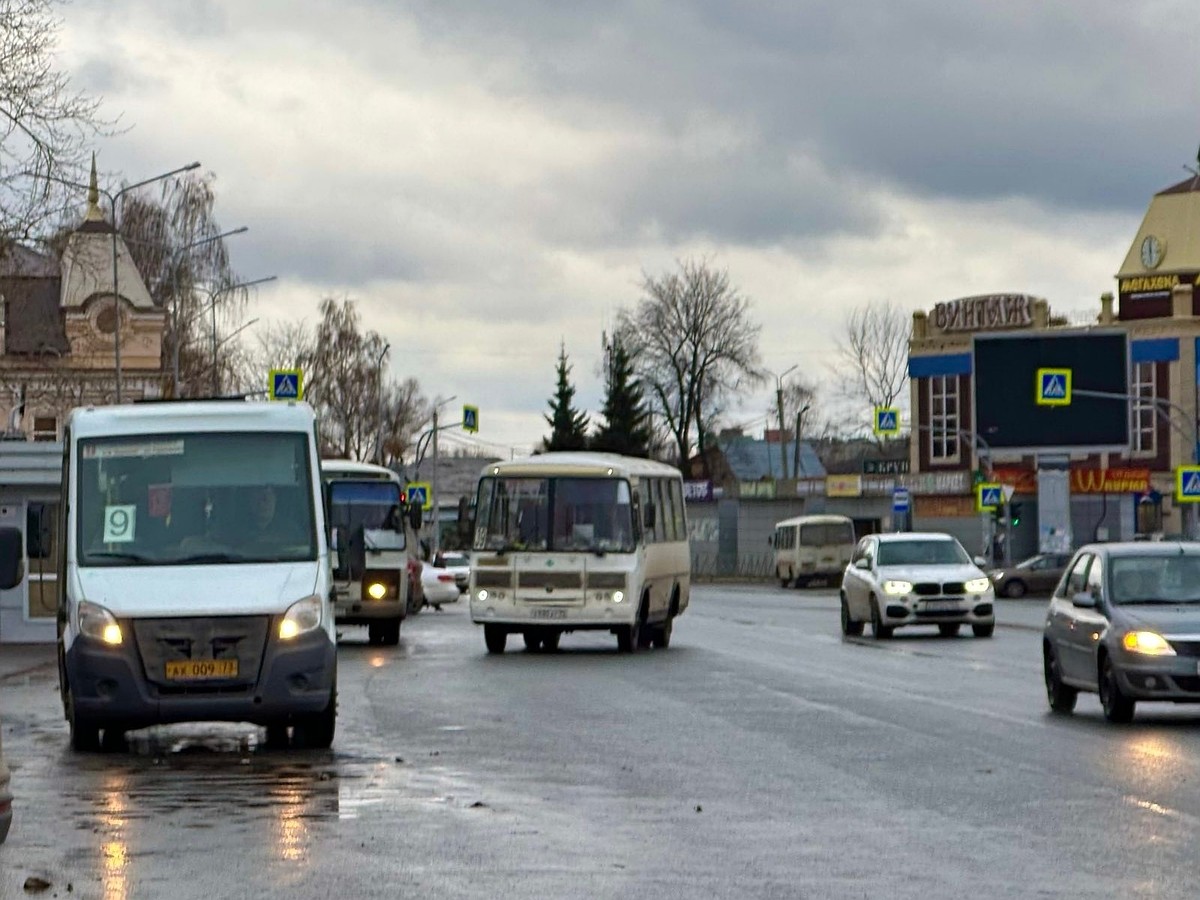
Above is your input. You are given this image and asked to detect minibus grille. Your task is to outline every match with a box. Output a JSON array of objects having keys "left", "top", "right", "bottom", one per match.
[{"left": 133, "top": 616, "right": 269, "bottom": 690}]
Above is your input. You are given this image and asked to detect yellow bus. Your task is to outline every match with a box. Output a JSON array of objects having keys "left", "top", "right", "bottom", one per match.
[{"left": 468, "top": 452, "right": 690, "bottom": 653}]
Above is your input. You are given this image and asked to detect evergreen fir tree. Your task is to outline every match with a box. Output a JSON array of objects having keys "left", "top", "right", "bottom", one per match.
[
  {"left": 592, "top": 336, "right": 652, "bottom": 457},
  {"left": 543, "top": 343, "right": 590, "bottom": 451}
]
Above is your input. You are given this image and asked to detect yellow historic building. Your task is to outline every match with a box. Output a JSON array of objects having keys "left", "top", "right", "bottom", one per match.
[{"left": 0, "top": 160, "right": 164, "bottom": 440}]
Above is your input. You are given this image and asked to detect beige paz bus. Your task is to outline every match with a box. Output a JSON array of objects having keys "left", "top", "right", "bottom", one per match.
[
  {"left": 468, "top": 452, "right": 690, "bottom": 653},
  {"left": 771, "top": 514, "right": 856, "bottom": 588}
]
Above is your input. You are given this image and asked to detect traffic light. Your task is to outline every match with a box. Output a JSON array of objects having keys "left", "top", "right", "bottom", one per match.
[{"left": 1010, "top": 502, "right": 1023, "bottom": 526}]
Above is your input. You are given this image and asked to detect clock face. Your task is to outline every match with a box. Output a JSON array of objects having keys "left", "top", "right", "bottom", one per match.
[{"left": 1140, "top": 234, "right": 1164, "bottom": 269}]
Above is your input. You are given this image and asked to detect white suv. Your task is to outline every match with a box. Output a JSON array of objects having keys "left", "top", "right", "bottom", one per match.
[{"left": 841, "top": 532, "right": 995, "bottom": 639}]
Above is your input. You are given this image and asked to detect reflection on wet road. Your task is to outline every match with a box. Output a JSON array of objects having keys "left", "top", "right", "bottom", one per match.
[{"left": 8, "top": 589, "right": 1200, "bottom": 898}]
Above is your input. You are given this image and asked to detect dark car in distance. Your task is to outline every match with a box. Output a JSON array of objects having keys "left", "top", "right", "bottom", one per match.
[{"left": 990, "top": 553, "right": 1071, "bottom": 598}]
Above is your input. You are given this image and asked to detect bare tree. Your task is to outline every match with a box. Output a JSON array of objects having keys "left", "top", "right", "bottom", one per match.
[
  {"left": 0, "top": 0, "right": 110, "bottom": 244},
  {"left": 832, "top": 301, "right": 911, "bottom": 440},
  {"left": 617, "top": 258, "right": 762, "bottom": 473},
  {"left": 257, "top": 298, "right": 429, "bottom": 463}
]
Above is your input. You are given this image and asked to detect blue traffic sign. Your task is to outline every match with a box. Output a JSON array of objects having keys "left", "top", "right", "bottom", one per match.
[
  {"left": 892, "top": 487, "right": 911, "bottom": 513},
  {"left": 976, "top": 483, "right": 1002, "bottom": 511},
  {"left": 1035, "top": 367, "right": 1071, "bottom": 406},
  {"left": 406, "top": 482, "right": 431, "bottom": 511},
  {"left": 269, "top": 368, "right": 304, "bottom": 401},
  {"left": 874, "top": 407, "right": 900, "bottom": 435},
  {"left": 1177, "top": 466, "right": 1200, "bottom": 503},
  {"left": 463, "top": 405, "right": 479, "bottom": 433}
]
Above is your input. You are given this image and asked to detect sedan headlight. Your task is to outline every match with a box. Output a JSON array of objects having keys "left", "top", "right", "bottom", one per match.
[
  {"left": 883, "top": 580, "right": 913, "bottom": 596},
  {"left": 965, "top": 577, "right": 991, "bottom": 594},
  {"left": 279, "top": 595, "right": 323, "bottom": 641},
  {"left": 1122, "top": 631, "right": 1176, "bottom": 656},
  {"left": 78, "top": 601, "right": 123, "bottom": 646}
]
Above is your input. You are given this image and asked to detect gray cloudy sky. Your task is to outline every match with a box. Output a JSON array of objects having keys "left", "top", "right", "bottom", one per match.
[{"left": 57, "top": 0, "right": 1200, "bottom": 455}]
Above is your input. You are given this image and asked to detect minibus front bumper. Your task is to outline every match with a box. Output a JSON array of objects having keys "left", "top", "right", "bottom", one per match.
[{"left": 64, "top": 618, "right": 336, "bottom": 728}]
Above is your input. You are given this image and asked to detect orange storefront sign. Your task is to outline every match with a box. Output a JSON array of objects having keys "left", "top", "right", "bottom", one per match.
[{"left": 991, "top": 466, "right": 1150, "bottom": 495}]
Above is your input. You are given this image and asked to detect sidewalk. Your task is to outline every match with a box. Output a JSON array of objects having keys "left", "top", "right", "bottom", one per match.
[{"left": 0, "top": 643, "right": 55, "bottom": 681}]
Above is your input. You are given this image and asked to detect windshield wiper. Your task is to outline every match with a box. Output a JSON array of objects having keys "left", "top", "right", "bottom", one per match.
[
  {"left": 170, "top": 552, "right": 249, "bottom": 564},
  {"left": 85, "top": 550, "right": 155, "bottom": 565}
]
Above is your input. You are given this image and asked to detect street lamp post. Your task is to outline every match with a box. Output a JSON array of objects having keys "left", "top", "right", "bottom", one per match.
[
  {"left": 204, "top": 275, "right": 276, "bottom": 396},
  {"left": 375, "top": 342, "right": 390, "bottom": 465},
  {"left": 769, "top": 364, "right": 798, "bottom": 479},
  {"left": 30, "top": 156, "right": 202, "bottom": 402}
]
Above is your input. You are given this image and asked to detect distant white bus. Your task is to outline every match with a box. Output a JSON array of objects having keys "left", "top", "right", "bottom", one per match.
[
  {"left": 468, "top": 452, "right": 690, "bottom": 653},
  {"left": 771, "top": 514, "right": 856, "bottom": 588},
  {"left": 321, "top": 459, "right": 413, "bottom": 645}
]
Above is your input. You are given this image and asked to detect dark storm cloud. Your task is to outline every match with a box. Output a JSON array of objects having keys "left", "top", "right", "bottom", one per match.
[{"left": 398, "top": 0, "right": 1200, "bottom": 220}]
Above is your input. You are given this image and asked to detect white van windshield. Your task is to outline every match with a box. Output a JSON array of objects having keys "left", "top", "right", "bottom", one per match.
[
  {"left": 798, "top": 522, "right": 855, "bottom": 546},
  {"left": 77, "top": 432, "right": 317, "bottom": 566}
]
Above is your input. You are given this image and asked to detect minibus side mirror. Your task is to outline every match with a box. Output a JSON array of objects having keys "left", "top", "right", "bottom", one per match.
[{"left": 0, "top": 527, "right": 24, "bottom": 590}]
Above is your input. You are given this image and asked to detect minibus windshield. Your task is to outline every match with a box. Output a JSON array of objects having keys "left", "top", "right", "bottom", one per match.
[{"left": 77, "top": 432, "right": 317, "bottom": 566}]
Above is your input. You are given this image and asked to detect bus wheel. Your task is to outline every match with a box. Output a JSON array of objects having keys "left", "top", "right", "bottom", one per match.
[
  {"left": 381, "top": 620, "right": 401, "bottom": 646},
  {"left": 485, "top": 625, "right": 507, "bottom": 654},
  {"left": 617, "top": 621, "right": 640, "bottom": 653},
  {"left": 293, "top": 680, "right": 337, "bottom": 750},
  {"left": 652, "top": 617, "right": 673, "bottom": 649},
  {"left": 66, "top": 686, "right": 100, "bottom": 752},
  {"left": 523, "top": 631, "right": 542, "bottom": 652}
]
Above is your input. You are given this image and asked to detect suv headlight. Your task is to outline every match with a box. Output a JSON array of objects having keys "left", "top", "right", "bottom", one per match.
[
  {"left": 78, "top": 601, "right": 123, "bottom": 646},
  {"left": 965, "top": 577, "right": 991, "bottom": 594},
  {"left": 883, "top": 580, "right": 913, "bottom": 596},
  {"left": 280, "top": 595, "right": 323, "bottom": 640}
]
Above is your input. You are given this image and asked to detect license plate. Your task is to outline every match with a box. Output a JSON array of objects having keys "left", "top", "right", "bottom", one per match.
[
  {"left": 165, "top": 659, "right": 238, "bottom": 680},
  {"left": 922, "top": 601, "right": 960, "bottom": 613},
  {"left": 531, "top": 607, "right": 567, "bottom": 620}
]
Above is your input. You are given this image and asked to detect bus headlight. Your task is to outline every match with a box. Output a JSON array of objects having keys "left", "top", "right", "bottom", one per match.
[
  {"left": 366, "top": 581, "right": 388, "bottom": 600},
  {"left": 280, "top": 595, "right": 323, "bottom": 641},
  {"left": 612, "top": 590, "right": 625, "bottom": 603},
  {"left": 477, "top": 589, "right": 488, "bottom": 602},
  {"left": 79, "top": 601, "right": 123, "bottom": 646}
]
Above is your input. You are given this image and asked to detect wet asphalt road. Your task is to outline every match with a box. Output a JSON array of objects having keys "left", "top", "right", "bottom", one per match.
[{"left": 2, "top": 585, "right": 1200, "bottom": 898}]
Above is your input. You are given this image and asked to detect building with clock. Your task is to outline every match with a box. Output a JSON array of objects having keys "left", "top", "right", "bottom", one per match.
[{"left": 900, "top": 171, "right": 1200, "bottom": 563}]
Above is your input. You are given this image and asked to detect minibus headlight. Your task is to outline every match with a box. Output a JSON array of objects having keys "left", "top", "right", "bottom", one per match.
[
  {"left": 366, "top": 581, "right": 388, "bottom": 600},
  {"left": 280, "top": 595, "right": 323, "bottom": 641},
  {"left": 477, "top": 589, "right": 489, "bottom": 602},
  {"left": 612, "top": 590, "right": 625, "bottom": 603},
  {"left": 79, "top": 601, "right": 123, "bottom": 646}
]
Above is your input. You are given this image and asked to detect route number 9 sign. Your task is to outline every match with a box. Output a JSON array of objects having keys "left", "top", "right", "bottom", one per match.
[{"left": 103, "top": 505, "right": 137, "bottom": 543}]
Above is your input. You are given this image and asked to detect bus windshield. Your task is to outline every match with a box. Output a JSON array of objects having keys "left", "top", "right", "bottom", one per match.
[
  {"left": 77, "top": 432, "right": 317, "bottom": 567},
  {"left": 475, "top": 476, "right": 635, "bottom": 553},
  {"left": 328, "top": 481, "right": 404, "bottom": 551}
]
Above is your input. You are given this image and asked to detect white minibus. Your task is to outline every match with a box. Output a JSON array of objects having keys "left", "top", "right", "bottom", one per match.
[
  {"left": 53, "top": 400, "right": 337, "bottom": 751},
  {"left": 468, "top": 452, "right": 690, "bottom": 653},
  {"left": 771, "top": 514, "right": 856, "bottom": 588},
  {"left": 321, "top": 459, "right": 416, "bottom": 645}
]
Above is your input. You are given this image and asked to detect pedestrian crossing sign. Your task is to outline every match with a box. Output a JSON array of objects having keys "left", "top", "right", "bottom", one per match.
[
  {"left": 1035, "top": 368, "right": 1071, "bottom": 406},
  {"left": 463, "top": 405, "right": 479, "bottom": 433},
  {"left": 406, "top": 482, "right": 432, "bottom": 511},
  {"left": 976, "top": 483, "right": 1002, "bottom": 511},
  {"left": 873, "top": 407, "right": 900, "bottom": 436},
  {"left": 1176, "top": 466, "right": 1200, "bottom": 503},
  {"left": 269, "top": 369, "right": 304, "bottom": 401}
]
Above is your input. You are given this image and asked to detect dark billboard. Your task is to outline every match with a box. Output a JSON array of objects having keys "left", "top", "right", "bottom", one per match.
[{"left": 973, "top": 331, "right": 1130, "bottom": 452}]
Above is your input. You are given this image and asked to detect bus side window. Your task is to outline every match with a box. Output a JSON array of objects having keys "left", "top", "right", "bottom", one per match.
[{"left": 670, "top": 479, "right": 686, "bottom": 540}]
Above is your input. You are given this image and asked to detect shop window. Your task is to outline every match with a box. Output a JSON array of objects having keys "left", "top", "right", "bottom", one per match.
[
  {"left": 1131, "top": 362, "right": 1155, "bottom": 455},
  {"left": 928, "top": 375, "right": 959, "bottom": 462}
]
